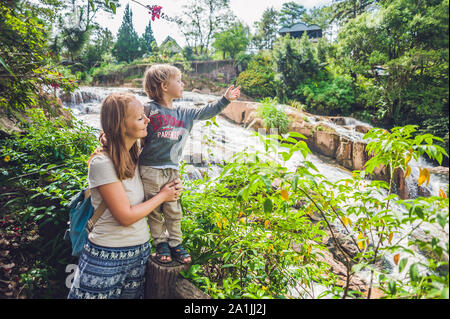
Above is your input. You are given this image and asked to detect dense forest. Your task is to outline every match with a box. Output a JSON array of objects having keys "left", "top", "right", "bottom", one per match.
[{"left": 0, "top": 0, "right": 448, "bottom": 299}]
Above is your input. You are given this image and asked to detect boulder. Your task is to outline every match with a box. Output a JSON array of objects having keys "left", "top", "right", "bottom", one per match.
[
  {"left": 429, "top": 166, "right": 449, "bottom": 176},
  {"left": 336, "top": 137, "right": 353, "bottom": 170},
  {"left": 328, "top": 116, "right": 347, "bottom": 126},
  {"left": 354, "top": 124, "right": 372, "bottom": 134},
  {"left": 245, "top": 116, "right": 265, "bottom": 131},
  {"left": 291, "top": 240, "right": 384, "bottom": 299},
  {"left": 285, "top": 107, "right": 307, "bottom": 124},
  {"left": 0, "top": 116, "right": 24, "bottom": 136},
  {"left": 371, "top": 163, "right": 389, "bottom": 182},
  {"left": 312, "top": 126, "right": 341, "bottom": 158},
  {"left": 393, "top": 167, "right": 408, "bottom": 200},
  {"left": 288, "top": 121, "right": 314, "bottom": 139},
  {"left": 220, "top": 101, "right": 258, "bottom": 125},
  {"left": 352, "top": 140, "right": 369, "bottom": 171},
  {"left": 417, "top": 185, "right": 432, "bottom": 197}
]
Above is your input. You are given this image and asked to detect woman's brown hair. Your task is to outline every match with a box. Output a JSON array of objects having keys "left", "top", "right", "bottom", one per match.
[
  {"left": 89, "top": 92, "right": 141, "bottom": 180},
  {"left": 143, "top": 64, "right": 181, "bottom": 102}
]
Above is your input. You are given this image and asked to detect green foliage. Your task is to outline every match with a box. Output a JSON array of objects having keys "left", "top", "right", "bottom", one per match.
[
  {"left": 176, "top": 0, "right": 234, "bottom": 56},
  {"left": 252, "top": 7, "right": 279, "bottom": 50},
  {"left": 0, "top": 108, "right": 98, "bottom": 297},
  {"left": 212, "top": 22, "right": 250, "bottom": 59},
  {"left": 295, "top": 75, "right": 356, "bottom": 116},
  {"left": 256, "top": 98, "right": 290, "bottom": 134},
  {"left": 236, "top": 51, "right": 276, "bottom": 99},
  {"left": 279, "top": 2, "right": 306, "bottom": 27},
  {"left": 272, "top": 33, "right": 321, "bottom": 101},
  {"left": 79, "top": 27, "right": 115, "bottom": 70},
  {"left": 60, "top": 25, "right": 91, "bottom": 62},
  {"left": 0, "top": 2, "right": 76, "bottom": 112},
  {"left": 359, "top": 125, "right": 449, "bottom": 299},
  {"left": 330, "top": 0, "right": 378, "bottom": 26},
  {"left": 142, "top": 19, "right": 156, "bottom": 54},
  {"left": 336, "top": 0, "right": 449, "bottom": 128},
  {"left": 113, "top": 4, "right": 142, "bottom": 63}
]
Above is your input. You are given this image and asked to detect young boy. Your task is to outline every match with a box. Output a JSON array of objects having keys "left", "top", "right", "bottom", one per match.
[{"left": 140, "top": 64, "right": 240, "bottom": 264}]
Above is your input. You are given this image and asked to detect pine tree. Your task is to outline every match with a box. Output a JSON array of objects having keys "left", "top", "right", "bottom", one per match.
[
  {"left": 113, "top": 4, "right": 141, "bottom": 62},
  {"left": 142, "top": 19, "right": 156, "bottom": 53}
]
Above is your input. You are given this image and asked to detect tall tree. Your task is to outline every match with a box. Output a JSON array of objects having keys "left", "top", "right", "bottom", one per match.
[
  {"left": 212, "top": 22, "right": 250, "bottom": 59},
  {"left": 142, "top": 19, "right": 156, "bottom": 53},
  {"left": 302, "top": 5, "right": 334, "bottom": 33},
  {"left": 279, "top": 2, "right": 306, "bottom": 27},
  {"left": 113, "top": 4, "right": 141, "bottom": 62},
  {"left": 252, "top": 7, "right": 279, "bottom": 51},
  {"left": 80, "top": 27, "right": 114, "bottom": 69},
  {"left": 176, "top": 0, "right": 234, "bottom": 56},
  {"left": 57, "top": 0, "right": 119, "bottom": 62},
  {"left": 273, "top": 32, "right": 320, "bottom": 100},
  {"left": 330, "top": 0, "right": 379, "bottom": 25}
]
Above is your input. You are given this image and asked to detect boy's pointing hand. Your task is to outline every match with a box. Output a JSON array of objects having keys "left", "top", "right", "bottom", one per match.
[{"left": 224, "top": 85, "right": 241, "bottom": 101}]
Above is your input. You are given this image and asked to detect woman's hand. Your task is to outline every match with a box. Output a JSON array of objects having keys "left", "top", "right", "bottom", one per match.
[
  {"left": 160, "top": 179, "right": 182, "bottom": 202},
  {"left": 224, "top": 85, "right": 241, "bottom": 101}
]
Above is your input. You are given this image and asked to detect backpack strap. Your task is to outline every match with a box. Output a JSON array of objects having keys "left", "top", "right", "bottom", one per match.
[
  {"left": 86, "top": 195, "right": 107, "bottom": 233},
  {"left": 85, "top": 151, "right": 109, "bottom": 233}
]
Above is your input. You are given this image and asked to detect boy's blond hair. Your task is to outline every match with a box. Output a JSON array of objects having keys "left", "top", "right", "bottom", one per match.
[{"left": 143, "top": 64, "right": 181, "bottom": 102}]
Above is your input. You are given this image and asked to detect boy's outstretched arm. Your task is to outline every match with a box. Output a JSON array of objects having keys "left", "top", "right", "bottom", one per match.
[
  {"left": 224, "top": 85, "right": 241, "bottom": 101},
  {"left": 187, "top": 84, "right": 241, "bottom": 121}
]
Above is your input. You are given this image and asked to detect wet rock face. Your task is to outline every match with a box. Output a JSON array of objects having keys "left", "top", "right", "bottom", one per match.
[
  {"left": 58, "top": 91, "right": 100, "bottom": 104},
  {"left": 429, "top": 166, "right": 449, "bottom": 176},
  {"left": 313, "top": 129, "right": 341, "bottom": 158},
  {"left": 354, "top": 125, "right": 372, "bottom": 134},
  {"left": 336, "top": 138, "right": 353, "bottom": 170}
]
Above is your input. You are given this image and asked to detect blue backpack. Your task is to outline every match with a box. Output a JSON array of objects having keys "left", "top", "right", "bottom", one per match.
[{"left": 64, "top": 189, "right": 106, "bottom": 257}]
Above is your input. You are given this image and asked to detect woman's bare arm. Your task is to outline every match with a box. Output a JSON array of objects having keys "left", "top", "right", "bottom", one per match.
[{"left": 97, "top": 180, "right": 181, "bottom": 227}]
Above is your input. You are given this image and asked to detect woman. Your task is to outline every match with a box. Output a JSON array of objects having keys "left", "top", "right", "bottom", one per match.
[{"left": 68, "top": 92, "right": 181, "bottom": 299}]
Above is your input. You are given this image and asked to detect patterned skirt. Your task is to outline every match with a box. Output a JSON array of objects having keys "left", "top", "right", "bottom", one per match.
[{"left": 67, "top": 240, "right": 150, "bottom": 299}]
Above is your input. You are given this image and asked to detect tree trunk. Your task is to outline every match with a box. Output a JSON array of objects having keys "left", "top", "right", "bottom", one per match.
[{"left": 145, "top": 254, "right": 211, "bottom": 299}]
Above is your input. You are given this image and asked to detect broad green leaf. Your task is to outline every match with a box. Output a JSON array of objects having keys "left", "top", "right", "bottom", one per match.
[
  {"left": 263, "top": 198, "right": 273, "bottom": 214},
  {"left": 409, "top": 263, "right": 420, "bottom": 282},
  {"left": 388, "top": 280, "right": 397, "bottom": 295},
  {"left": 399, "top": 258, "right": 408, "bottom": 273},
  {"left": 436, "top": 213, "right": 446, "bottom": 228},
  {"left": 292, "top": 175, "right": 299, "bottom": 192}
]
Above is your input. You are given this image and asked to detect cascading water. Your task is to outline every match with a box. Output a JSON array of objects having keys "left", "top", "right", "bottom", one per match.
[{"left": 60, "top": 86, "right": 448, "bottom": 298}]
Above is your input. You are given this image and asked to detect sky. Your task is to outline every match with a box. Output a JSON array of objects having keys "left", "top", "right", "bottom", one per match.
[{"left": 95, "top": 0, "right": 332, "bottom": 47}]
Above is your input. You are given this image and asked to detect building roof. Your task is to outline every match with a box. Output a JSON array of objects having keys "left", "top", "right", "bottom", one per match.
[
  {"left": 279, "top": 22, "right": 322, "bottom": 33},
  {"left": 161, "top": 36, "right": 181, "bottom": 48}
]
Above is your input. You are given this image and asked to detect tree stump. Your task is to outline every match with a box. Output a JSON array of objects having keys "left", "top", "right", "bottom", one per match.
[{"left": 145, "top": 254, "right": 210, "bottom": 299}]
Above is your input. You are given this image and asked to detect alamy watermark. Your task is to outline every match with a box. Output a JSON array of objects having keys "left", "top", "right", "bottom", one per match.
[{"left": 65, "top": 264, "right": 78, "bottom": 289}]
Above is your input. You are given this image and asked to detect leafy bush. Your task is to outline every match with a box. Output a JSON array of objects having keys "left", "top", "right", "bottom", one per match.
[
  {"left": 236, "top": 51, "right": 276, "bottom": 99},
  {"left": 0, "top": 108, "right": 98, "bottom": 297},
  {"left": 272, "top": 33, "right": 320, "bottom": 100},
  {"left": 0, "top": 3, "right": 76, "bottom": 112},
  {"left": 295, "top": 75, "right": 356, "bottom": 116},
  {"left": 257, "top": 98, "right": 290, "bottom": 134}
]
